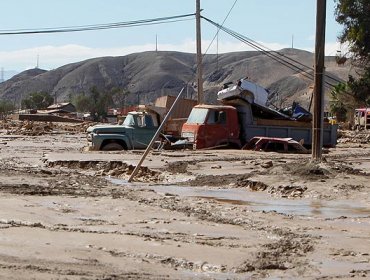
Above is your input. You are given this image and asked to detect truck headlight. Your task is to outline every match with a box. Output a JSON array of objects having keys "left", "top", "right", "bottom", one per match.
[{"left": 86, "top": 133, "right": 93, "bottom": 142}]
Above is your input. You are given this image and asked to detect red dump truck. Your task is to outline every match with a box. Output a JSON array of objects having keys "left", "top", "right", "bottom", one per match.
[
  {"left": 180, "top": 78, "right": 338, "bottom": 149},
  {"left": 181, "top": 104, "right": 338, "bottom": 149}
]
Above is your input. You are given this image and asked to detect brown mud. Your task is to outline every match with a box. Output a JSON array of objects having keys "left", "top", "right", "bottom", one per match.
[{"left": 0, "top": 122, "right": 369, "bottom": 279}]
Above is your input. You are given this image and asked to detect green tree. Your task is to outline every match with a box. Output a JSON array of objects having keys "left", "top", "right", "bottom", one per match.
[
  {"left": 72, "top": 87, "right": 115, "bottom": 121},
  {"left": 333, "top": 0, "right": 370, "bottom": 115},
  {"left": 73, "top": 94, "right": 93, "bottom": 113},
  {"left": 0, "top": 100, "right": 15, "bottom": 120},
  {"left": 346, "top": 67, "right": 370, "bottom": 106},
  {"left": 335, "top": 0, "right": 370, "bottom": 61},
  {"left": 112, "top": 88, "right": 130, "bottom": 108},
  {"left": 329, "top": 83, "right": 351, "bottom": 121},
  {"left": 21, "top": 92, "right": 54, "bottom": 110}
]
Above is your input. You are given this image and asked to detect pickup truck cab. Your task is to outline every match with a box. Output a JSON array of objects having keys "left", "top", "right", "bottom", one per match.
[{"left": 86, "top": 111, "right": 158, "bottom": 150}]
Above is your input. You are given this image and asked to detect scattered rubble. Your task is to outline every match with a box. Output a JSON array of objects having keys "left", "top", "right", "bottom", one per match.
[
  {"left": 1, "top": 119, "right": 92, "bottom": 135},
  {"left": 337, "top": 129, "right": 370, "bottom": 144}
]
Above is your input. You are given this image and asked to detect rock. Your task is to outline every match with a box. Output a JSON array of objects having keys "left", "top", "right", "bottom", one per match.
[{"left": 261, "top": 161, "right": 273, "bottom": 168}]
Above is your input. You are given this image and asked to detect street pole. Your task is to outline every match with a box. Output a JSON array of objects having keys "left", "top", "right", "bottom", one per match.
[
  {"left": 196, "top": 0, "right": 204, "bottom": 104},
  {"left": 312, "top": 0, "right": 326, "bottom": 161}
]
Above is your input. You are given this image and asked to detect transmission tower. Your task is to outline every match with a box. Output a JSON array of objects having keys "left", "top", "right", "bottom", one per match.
[{"left": 0, "top": 67, "right": 4, "bottom": 83}]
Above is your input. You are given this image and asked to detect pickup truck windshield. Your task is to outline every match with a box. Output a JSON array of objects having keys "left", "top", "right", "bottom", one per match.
[
  {"left": 123, "top": 114, "right": 135, "bottom": 126},
  {"left": 186, "top": 108, "right": 209, "bottom": 124}
]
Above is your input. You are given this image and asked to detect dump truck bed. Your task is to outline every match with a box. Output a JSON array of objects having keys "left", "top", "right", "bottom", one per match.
[{"left": 243, "top": 122, "right": 338, "bottom": 147}]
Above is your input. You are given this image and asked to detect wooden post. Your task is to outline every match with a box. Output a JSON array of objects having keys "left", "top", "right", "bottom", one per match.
[
  {"left": 128, "top": 87, "right": 185, "bottom": 182},
  {"left": 312, "top": 0, "right": 326, "bottom": 161},
  {"left": 196, "top": 0, "right": 204, "bottom": 104}
]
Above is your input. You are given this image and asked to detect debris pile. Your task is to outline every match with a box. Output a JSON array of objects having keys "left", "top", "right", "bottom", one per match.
[
  {"left": 1, "top": 120, "right": 93, "bottom": 135},
  {"left": 0, "top": 120, "right": 19, "bottom": 130},
  {"left": 60, "top": 122, "right": 95, "bottom": 132},
  {"left": 5, "top": 121, "right": 54, "bottom": 136},
  {"left": 337, "top": 130, "right": 370, "bottom": 144}
]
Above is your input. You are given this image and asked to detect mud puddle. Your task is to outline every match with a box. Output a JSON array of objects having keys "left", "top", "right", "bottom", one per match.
[{"left": 109, "top": 179, "right": 370, "bottom": 219}]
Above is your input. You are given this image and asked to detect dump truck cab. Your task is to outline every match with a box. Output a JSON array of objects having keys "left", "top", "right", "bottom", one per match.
[{"left": 181, "top": 105, "right": 241, "bottom": 149}]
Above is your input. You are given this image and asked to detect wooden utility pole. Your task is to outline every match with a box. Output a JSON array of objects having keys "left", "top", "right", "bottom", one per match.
[
  {"left": 312, "top": 0, "right": 326, "bottom": 161},
  {"left": 196, "top": 0, "right": 204, "bottom": 104}
]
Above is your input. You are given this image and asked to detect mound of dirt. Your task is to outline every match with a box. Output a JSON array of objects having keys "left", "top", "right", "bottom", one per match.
[
  {"left": 47, "top": 160, "right": 159, "bottom": 182},
  {"left": 166, "top": 161, "right": 188, "bottom": 174},
  {"left": 285, "top": 161, "right": 331, "bottom": 180}
]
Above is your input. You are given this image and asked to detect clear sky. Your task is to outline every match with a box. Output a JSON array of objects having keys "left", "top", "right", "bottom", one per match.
[{"left": 0, "top": 0, "right": 344, "bottom": 75}]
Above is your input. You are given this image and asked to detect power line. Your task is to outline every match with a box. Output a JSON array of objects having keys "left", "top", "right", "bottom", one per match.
[
  {"left": 0, "top": 13, "right": 195, "bottom": 35},
  {"left": 202, "top": 16, "right": 344, "bottom": 89},
  {"left": 203, "top": 0, "right": 238, "bottom": 55},
  {"left": 203, "top": 17, "right": 316, "bottom": 81}
]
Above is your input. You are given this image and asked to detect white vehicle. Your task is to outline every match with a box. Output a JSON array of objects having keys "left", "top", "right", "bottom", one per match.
[
  {"left": 353, "top": 108, "right": 370, "bottom": 130},
  {"left": 217, "top": 78, "right": 269, "bottom": 107}
]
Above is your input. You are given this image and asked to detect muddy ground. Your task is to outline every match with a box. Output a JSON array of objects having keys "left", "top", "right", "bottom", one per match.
[{"left": 0, "top": 122, "right": 369, "bottom": 279}]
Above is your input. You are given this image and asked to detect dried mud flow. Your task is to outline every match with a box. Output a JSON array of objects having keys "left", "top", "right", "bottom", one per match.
[{"left": 0, "top": 123, "right": 370, "bottom": 279}]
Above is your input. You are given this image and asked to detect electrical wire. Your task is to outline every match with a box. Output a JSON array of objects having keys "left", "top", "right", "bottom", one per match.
[
  {"left": 189, "top": 0, "right": 239, "bottom": 86},
  {"left": 0, "top": 13, "right": 195, "bottom": 35},
  {"left": 203, "top": 17, "right": 317, "bottom": 82},
  {"left": 203, "top": 0, "right": 238, "bottom": 55},
  {"left": 202, "top": 16, "right": 344, "bottom": 89}
]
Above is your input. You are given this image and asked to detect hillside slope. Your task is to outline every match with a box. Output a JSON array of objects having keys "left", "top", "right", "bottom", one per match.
[{"left": 0, "top": 49, "right": 354, "bottom": 110}]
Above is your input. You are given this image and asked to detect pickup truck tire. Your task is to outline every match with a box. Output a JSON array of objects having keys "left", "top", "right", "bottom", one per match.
[{"left": 101, "top": 142, "right": 125, "bottom": 151}]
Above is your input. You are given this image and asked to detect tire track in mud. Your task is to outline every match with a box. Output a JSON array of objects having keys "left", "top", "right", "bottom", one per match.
[
  {"left": 0, "top": 255, "right": 172, "bottom": 280},
  {"left": 111, "top": 189, "right": 317, "bottom": 274},
  {"left": 90, "top": 245, "right": 227, "bottom": 274},
  {"left": 0, "top": 218, "right": 244, "bottom": 250}
]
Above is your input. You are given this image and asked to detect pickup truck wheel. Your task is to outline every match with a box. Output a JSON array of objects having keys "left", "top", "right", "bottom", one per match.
[{"left": 101, "top": 142, "right": 125, "bottom": 151}]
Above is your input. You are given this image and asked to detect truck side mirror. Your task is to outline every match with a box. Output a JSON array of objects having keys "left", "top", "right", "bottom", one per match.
[{"left": 218, "top": 111, "right": 226, "bottom": 124}]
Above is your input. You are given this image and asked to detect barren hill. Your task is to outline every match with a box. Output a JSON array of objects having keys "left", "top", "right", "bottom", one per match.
[{"left": 0, "top": 49, "right": 354, "bottom": 110}]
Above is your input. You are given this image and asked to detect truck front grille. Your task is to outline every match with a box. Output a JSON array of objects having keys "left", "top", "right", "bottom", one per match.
[{"left": 181, "top": 132, "right": 194, "bottom": 142}]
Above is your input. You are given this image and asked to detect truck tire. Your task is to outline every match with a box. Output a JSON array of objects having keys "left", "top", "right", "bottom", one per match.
[{"left": 101, "top": 142, "right": 125, "bottom": 151}]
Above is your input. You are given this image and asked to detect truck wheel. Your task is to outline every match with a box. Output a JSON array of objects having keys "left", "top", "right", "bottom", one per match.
[{"left": 101, "top": 142, "right": 124, "bottom": 151}]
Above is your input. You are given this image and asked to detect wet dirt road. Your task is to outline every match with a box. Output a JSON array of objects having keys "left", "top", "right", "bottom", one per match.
[{"left": 0, "top": 127, "right": 369, "bottom": 279}]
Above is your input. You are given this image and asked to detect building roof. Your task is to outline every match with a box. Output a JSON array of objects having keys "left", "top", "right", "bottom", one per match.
[{"left": 47, "top": 103, "right": 74, "bottom": 110}]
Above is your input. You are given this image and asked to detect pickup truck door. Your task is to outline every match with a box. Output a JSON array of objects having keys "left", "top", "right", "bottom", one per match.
[{"left": 132, "top": 115, "right": 157, "bottom": 149}]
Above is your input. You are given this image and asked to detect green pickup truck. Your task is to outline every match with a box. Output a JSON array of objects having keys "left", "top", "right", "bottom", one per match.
[{"left": 86, "top": 111, "right": 159, "bottom": 151}]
